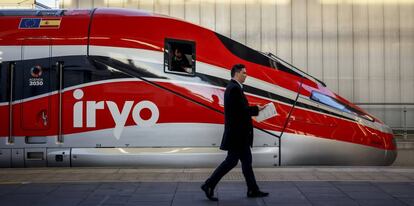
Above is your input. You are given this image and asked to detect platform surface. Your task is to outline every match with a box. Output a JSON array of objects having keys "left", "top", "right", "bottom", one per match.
[
  {"left": 1, "top": 181, "right": 414, "bottom": 206},
  {"left": 1, "top": 167, "right": 414, "bottom": 205}
]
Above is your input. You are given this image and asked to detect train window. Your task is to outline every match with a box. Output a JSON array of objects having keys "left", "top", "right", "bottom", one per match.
[
  {"left": 164, "top": 38, "right": 196, "bottom": 76},
  {"left": 310, "top": 91, "right": 375, "bottom": 121},
  {"left": 311, "top": 91, "right": 352, "bottom": 114}
]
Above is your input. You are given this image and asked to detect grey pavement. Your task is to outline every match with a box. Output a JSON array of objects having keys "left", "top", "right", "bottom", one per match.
[
  {"left": 0, "top": 181, "right": 414, "bottom": 206},
  {"left": 1, "top": 167, "right": 414, "bottom": 205}
]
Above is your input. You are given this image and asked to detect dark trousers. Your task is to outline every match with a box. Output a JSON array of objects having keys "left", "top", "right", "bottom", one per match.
[{"left": 205, "top": 148, "right": 259, "bottom": 191}]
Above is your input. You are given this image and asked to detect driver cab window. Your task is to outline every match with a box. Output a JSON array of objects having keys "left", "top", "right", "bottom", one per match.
[{"left": 164, "top": 38, "right": 196, "bottom": 76}]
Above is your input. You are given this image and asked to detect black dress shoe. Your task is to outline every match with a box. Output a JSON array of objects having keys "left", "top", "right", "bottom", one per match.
[
  {"left": 201, "top": 183, "right": 218, "bottom": 201},
  {"left": 247, "top": 190, "right": 269, "bottom": 198}
]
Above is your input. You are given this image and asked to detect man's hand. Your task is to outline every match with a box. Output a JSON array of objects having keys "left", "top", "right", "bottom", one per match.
[
  {"left": 184, "top": 67, "right": 192, "bottom": 73},
  {"left": 257, "top": 104, "right": 267, "bottom": 111}
]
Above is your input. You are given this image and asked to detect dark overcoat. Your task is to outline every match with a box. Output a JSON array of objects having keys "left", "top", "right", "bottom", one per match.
[{"left": 220, "top": 79, "right": 259, "bottom": 151}]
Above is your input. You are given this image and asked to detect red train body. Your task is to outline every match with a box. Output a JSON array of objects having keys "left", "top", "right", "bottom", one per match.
[{"left": 0, "top": 8, "right": 396, "bottom": 167}]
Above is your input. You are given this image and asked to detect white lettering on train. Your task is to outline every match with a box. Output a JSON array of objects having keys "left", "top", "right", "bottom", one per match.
[{"left": 72, "top": 89, "right": 159, "bottom": 139}]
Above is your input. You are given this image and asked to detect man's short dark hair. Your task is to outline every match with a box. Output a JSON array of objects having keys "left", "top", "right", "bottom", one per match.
[
  {"left": 231, "top": 64, "right": 245, "bottom": 78},
  {"left": 174, "top": 47, "right": 182, "bottom": 53}
]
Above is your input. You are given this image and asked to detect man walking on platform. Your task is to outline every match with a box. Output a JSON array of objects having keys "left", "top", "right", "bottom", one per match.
[{"left": 201, "top": 64, "right": 269, "bottom": 201}]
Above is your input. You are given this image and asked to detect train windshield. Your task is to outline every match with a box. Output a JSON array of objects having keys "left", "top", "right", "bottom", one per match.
[
  {"left": 311, "top": 91, "right": 352, "bottom": 113},
  {"left": 311, "top": 91, "right": 374, "bottom": 122}
]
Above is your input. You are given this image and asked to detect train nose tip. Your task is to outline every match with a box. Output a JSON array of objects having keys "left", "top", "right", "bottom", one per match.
[
  {"left": 384, "top": 148, "right": 397, "bottom": 166},
  {"left": 381, "top": 124, "right": 397, "bottom": 165},
  {"left": 383, "top": 130, "right": 397, "bottom": 165}
]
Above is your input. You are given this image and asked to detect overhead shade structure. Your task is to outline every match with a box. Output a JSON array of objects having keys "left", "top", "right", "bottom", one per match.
[
  {"left": 0, "top": 0, "right": 35, "bottom": 9},
  {"left": 0, "top": 0, "right": 54, "bottom": 9}
]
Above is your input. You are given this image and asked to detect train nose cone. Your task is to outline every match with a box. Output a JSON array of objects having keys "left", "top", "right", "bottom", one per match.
[
  {"left": 384, "top": 148, "right": 397, "bottom": 166},
  {"left": 383, "top": 125, "right": 398, "bottom": 166}
]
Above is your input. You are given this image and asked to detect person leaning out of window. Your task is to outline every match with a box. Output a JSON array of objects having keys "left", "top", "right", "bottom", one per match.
[{"left": 171, "top": 47, "right": 192, "bottom": 73}]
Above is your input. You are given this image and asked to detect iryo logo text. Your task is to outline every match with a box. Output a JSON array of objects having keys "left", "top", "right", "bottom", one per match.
[{"left": 72, "top": 89, "right": 159, "bottom": 139}]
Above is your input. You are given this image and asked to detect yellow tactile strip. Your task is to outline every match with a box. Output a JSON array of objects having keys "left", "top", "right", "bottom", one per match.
[{"left": 0, "top": 167, "right": 414, "bottom": 184}]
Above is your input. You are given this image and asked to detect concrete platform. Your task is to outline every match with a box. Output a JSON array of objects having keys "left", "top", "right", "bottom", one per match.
[
  {"left": 1, "top": 181, "right": 414, "bottom": 206},
  {"left": 1, "top": 167, "right": 414, "bottom": 205}
]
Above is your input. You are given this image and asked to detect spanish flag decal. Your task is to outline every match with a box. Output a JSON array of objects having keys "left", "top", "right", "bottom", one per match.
[
  {"left": 39, "top": 18, "right": 62, "bottom": 28},
  {"left": 19, "top": 18, "right": 62, "bottom": 29}
]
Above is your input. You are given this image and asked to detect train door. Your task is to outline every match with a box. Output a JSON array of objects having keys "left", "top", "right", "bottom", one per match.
[{"left": 11, "top": 38, "right": 58, "bottom": 167}]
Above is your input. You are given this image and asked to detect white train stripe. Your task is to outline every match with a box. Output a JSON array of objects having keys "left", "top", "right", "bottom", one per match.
[
  {"left": 22, "top": 45, "right": 50, "bottom": 60},
  {"left": 0, "top": 46, "right": 20, "bottom": 62},
  {"left": 53, "top": 45, "right": 87, "bottom": 57},
  {"left": 0, "top": 45, "right": 87, "bottom": 61}
]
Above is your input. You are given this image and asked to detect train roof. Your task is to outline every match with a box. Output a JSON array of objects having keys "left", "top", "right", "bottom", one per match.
[{"left": 0, "top": 8, "right": 159, "bottom": 18}]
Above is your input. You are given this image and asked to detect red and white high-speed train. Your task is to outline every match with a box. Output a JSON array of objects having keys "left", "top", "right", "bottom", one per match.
[{"left": 0, "top": 8, "right": 396, "bottom": 167}]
